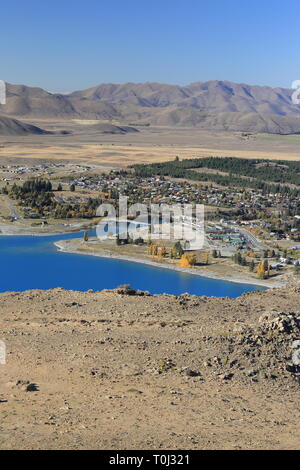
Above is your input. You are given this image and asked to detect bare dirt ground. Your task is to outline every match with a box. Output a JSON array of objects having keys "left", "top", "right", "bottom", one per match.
[
  {"left": 2, "top": 124, "right": 300, "bottom": 168},
  {"left": 0, "top": 285, "right": 299, "bottom": 450}
]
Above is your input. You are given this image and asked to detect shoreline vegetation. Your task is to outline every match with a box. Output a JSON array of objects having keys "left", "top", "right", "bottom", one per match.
[{"left": 54, "top": 238, "right": 288, "bottom": 289}]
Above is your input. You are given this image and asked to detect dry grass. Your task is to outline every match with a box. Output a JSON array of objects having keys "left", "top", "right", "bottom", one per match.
[
  {"left": 2, "top": 142, "right": 300, "bottom": 166},
  {"left": 0, "top": 196, "right": 11, "bottom": 218},
  {"left": 1, "top": 125, "right": 300, "bottom": 168}
]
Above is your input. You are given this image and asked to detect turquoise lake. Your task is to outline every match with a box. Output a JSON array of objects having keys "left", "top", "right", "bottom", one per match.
[{"left": 0, "top": 231, "right": 263, "bottom": 297}]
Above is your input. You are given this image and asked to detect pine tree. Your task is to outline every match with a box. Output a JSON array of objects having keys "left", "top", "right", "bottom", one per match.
[
  {"left": 174, "top": 241, "right": 183, "bottom": 258},
  {"left": 161, "top": 246, "right": 167, "bottom": 257}
]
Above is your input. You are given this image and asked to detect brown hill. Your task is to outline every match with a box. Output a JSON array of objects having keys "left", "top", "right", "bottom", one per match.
[
  {"left": 0, "top": 115, "right": 51, "bottom": 136},
  {"left": 144, "top": 108, "right": 300, "bottom": 133},
  {"left": 71, "top": 80, "right": 300, "bottom": 116},
  {"left": 4, "top": 84, "right": 76, "bottom": 118}
]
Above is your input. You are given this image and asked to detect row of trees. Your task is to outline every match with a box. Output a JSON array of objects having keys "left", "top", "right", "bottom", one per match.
[
  {"left": 146, "top": 241, "right": 184, "bottom": 260},
  {"left": 116, "top": 235, "right": 145, "bottom": 246},
  {"left": 145, "top": 241, "right": 210, "bottom": 267},
  {"left": 232, "top": 252, "right": 271, "bottom": 279}
]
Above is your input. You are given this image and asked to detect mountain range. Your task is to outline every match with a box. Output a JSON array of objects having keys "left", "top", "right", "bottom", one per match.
[{"left": 2, "top": 80, "right": 300, "bottom": 134}]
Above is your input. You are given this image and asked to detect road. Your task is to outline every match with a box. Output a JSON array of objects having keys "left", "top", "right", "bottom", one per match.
[{"left": 237, "top": 227, "right": 265, "bottom": 250}]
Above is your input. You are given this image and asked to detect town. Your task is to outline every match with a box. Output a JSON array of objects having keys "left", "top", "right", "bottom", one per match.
[{"left": 1, "top": 157, "right": 298, "bottom": 285}]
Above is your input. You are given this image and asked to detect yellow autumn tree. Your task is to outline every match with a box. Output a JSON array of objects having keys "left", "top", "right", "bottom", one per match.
[
  {"left": 178, "top": 253, "right": 197, "bottom": 268},
  {"left": 257, "top": 262, "right": 265, "bottom": 279},
  {"left": 157, "top": 247, "right": 164, "bottom": 262}
]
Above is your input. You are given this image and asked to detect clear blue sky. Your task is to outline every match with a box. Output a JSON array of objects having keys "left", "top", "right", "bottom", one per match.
[{"left": 1, "top": 0, "right": 299, "bottom": 92}]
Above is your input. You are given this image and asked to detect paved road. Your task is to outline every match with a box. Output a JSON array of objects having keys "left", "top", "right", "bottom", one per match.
[{"left": 236, "top": 227, "right": 265, "bottom": 250}]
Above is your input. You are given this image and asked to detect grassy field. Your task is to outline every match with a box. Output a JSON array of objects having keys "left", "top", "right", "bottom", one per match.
[
  {"left": 1, "top": 124, "right": 300, "bottom": 168},
  {"left": 256, "top": 133, "right": 300, "bottom": 142}
]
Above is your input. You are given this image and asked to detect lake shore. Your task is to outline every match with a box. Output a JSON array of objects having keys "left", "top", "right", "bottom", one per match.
[
  {"left": 0, "top": 220, "right": 93, "bottom": 237},
  {"left": 54, "top": 238, "right": 288, "bottom": 289},
  {"left": 0, "top": 216, "right": 291, "bottom": 290}
]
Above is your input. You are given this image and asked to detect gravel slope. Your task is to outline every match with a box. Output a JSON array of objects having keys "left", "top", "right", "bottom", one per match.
[{"left": 0, "top": 285, "right": 299, "bottom": 450}]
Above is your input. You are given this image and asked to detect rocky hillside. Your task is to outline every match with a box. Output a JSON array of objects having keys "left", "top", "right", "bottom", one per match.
[
  {"left": 0, "top": 285, "right": 299, "bottom": 449},
  {"left": 140, "top": 109, "right": 300, "bottom": 133},
  {"left": 70, "top": 81, "right": 299, "bottom": 116}
]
